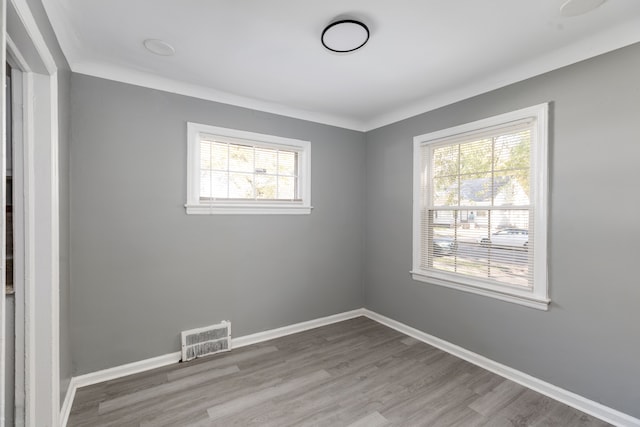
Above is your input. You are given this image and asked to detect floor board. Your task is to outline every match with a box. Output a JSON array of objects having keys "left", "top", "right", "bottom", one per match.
[{"left": 68, "top": 317, "right": 610, "bottom": 427}]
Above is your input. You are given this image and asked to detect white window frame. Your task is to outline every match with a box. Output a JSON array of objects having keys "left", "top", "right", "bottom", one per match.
[
  {"left": 186, "top": 122, "right": 312, "bottom": 215},
  {"left": 411, "top": 104, "right": 549, "bottom": 310}
]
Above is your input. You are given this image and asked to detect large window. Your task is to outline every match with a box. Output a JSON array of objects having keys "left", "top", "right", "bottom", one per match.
[
  {"left": 186, "top": 123, "right": 311, "bottom": 214},
  {"left": 412, "top": 104, "right": 549, "bottom": 309}
]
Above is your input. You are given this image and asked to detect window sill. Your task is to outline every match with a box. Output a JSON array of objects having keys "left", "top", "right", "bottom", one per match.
[
  {"left": 410, "top": 270, "right": 550, "bottom": 311},
  {"left": 185, "top": 203, "right": 313, "bottom": 215}
]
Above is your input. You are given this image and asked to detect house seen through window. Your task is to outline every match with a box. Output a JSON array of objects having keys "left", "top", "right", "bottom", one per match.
[{"left": 412, "top": 104, "right": 549, "bottom": 309}]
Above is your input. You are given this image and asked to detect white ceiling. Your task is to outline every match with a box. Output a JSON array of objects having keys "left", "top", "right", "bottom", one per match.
[{"left": 42, "top": 0, "right": 640, "bottom": 131}]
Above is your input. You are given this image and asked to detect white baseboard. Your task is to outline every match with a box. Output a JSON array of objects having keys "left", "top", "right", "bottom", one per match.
[
  {"left": 362, "top": 309, "right": 640, "bottom": 427},
  {"left": 60, "top": 307, "right": 639, "bottom": 427},
  {"left": 231, "top": 308, "right": 365, "bottom": 349},
  {"left": 60, "top": 351, "right": 182, "bottom": 426},
  {"left": 60, "top": 377, "right": 77, "bottom": 427},
  {"left": 59, "top": 308, "right": 365, "bottom": 426},
  {"left": 73, "top": 351, "right": 182, "bottom": 389}
]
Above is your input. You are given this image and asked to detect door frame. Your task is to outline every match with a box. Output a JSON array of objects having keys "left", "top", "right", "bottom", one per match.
[{"left": 5, "top": 0, "right": 60, "bottom": 424}]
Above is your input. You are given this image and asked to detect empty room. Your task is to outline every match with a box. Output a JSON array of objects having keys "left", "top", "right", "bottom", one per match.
[{"left": 2, "top": 0, "right": 640, "bottom": 426}]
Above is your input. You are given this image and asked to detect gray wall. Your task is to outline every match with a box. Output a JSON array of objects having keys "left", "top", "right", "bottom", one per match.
[
  {"left": 364, "top": 43, "right": 640, "bottom": 417},
  {"left": 69, "top": 74, "right": 365, "bottom": 375}
]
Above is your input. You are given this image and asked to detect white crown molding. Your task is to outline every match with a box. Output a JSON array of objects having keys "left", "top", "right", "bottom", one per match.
[
  {"left": 364, "top": 16, "right": 640, "bottom": 131},
  {"left": 41, "top": 0, "right": 367, "bottom": 131},
  {"left": 362, "top": 309, "right": 640, "bottom": 427},
  {"left": 40, "top": 0, "right": 640, "bottom": 133},
  {"left": 74, "top": 61, "right": 368, "bottom": 132}
]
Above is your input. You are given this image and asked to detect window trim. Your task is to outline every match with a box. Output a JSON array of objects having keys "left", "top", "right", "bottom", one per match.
[
  {"left": 411, "top": 103, "right": 549, "bottom": 310},
  {"left": 186, "top": 122, "right": 312, "bottom": 215}
]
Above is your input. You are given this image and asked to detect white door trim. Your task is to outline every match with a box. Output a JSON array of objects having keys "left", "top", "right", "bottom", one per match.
[
  {"left": 5, "top": 54, "right": 28, "bottom": 427},
  {"left": 1, "top": 1, "right": 7, "bottom": 424},
  {"left": 6, "top": 0, "right": 60, "bottom": 425}
]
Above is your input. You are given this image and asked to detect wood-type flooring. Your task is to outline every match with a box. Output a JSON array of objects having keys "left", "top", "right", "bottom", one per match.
[{"left": 68, "top": 316, "right": 611, "bottom": 426}]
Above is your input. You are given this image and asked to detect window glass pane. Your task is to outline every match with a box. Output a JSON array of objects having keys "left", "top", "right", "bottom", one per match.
[
  {"left": 211, "top": 171, "right": 228, "bottom": 198},
  {"left": 493, "top": 171, "right": 530, "bottom": 206},
  {"left": 460, "top": 139, "right": 492, "bottom": 175},
  {"left": 278, "top": 151, "right": 297, "bottom": 176},
  {"left": 432, "top": 144, "right": 458, "bottom": 178},
  {"left": 190, "top": 124, "right": 310, "bottom": 213},
  {"left": 199, "top": 142, "right": 302, "bottom": 201},
  {"left": 426, "top": 208, "right": 531, "bottom": 288},
  {"left": 200, "top": 170, "right": 211, "bottom": 199},
  {"left": 487, "top": 229, "right": 530, "bottom": 285},
  {"left": 229, "top": 144, "right": 254, "bottom": 173},
  {"left": 211, "top": 142, "right": 228, "bottom": 171},
  {"left": 493, "top": 130, "right": 530, "bottom": 172},
  {"left": 200, "top": 141, "right": 212, "bottom": 170},
  {"left": 255, "top": 147, "right": 277, "bottom": 175},
  {"left": 278, "top": 176, "right": 296, "bottom": 200},
  {"left": 413, "top": 106, "right": 547, "bottom": 306},
  {"left": 459, "top": 173, "right": 492, "bottom": 206},
  {"left": 255, "top": 175, "right": 277, "bottom": 199},
  {"left": 432, "top": 176, "right": 458, "bottom": 207},
  {"left": 229, "top": 172, "right": 254, "bottom": 198}
]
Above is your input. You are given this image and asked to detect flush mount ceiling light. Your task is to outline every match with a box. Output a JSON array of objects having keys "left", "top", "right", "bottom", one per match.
[
  {"left": 143, "top": 39, "right": 175, "bottom": 56},
  {"left": 321, "top": 19, "right": 369, "bottom": 53},
  {"left": 560, "top": 0, "right": 607, "bottom": 17}
]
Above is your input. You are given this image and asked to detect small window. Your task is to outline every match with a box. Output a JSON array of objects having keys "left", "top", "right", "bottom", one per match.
[
  {"left": 186, "top": 123, "right": 311, "bottom": 214},
  {"left": 412, "top": 104, "right": 549, "bottom": 310}
]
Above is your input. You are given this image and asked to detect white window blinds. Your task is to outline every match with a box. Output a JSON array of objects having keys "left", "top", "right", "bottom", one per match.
[
  {"left": 412, "top": 104, "right": 549, "bottom": 309},
  {"left": 186, "top": 122, "right": 312, "bottom": 215},
  {"left": 199, "top": 136, "right": 300, "bottom": 202},
  {"left": 421, "top": 123, "right": 534, "bottom": 288}
]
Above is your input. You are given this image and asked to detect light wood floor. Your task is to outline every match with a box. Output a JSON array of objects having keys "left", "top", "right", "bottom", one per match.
[{"left": 68, "top": 317, "right": 610, "bottom": 426}]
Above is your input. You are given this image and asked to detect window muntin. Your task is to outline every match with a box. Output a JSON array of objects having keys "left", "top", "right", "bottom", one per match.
[
  {"left": 425, "top": 127, "right": 533, "bottom": 288},
  {"left": 199, "top": 138, "right": 300, "bottom": 201},
  {"left": 412, "top": 104, "right": 548, "bottom": 310},
  {"left": 186, "top": 123, "right": 311, "bottom": 214}
]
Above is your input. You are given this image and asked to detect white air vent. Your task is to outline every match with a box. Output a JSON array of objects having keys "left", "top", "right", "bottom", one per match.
[{"left": 181, "top": 320, "right": 231, "bottom": 362}]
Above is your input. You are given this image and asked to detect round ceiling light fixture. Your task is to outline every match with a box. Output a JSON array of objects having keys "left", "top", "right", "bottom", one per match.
[
  {"left": 321, "top": 19, "right": 369, "bottom": 53},
  {"left": 143, "top": 39, "right": 176, "bottom": 56},
  {"left": 560, "top": 0, "right": 607, "bottom": 17}
]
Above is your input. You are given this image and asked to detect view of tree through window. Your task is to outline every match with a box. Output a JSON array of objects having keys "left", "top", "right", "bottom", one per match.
[
  {"left": 199, "top": 138, "right": 299, "bottom": 201},
  {"left": 425, "top": 128, "right": 533, "bottom": 287}
]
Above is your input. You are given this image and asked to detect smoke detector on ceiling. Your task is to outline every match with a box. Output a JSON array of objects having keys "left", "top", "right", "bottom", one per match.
[
  {"left": 143, "top": 39, "right": 175, "bottom": 56},
  {"left": 560, "top": 0, "right": 607, "bottom": 17}
]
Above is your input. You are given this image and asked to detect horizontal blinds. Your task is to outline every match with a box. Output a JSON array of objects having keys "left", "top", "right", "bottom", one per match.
[
  {"left": 200, "top": 133, "right": 304, "bottom": 153},
  {"left": 421, "top": 123, "right": 534, "bottom": 288},
  {"left": 199, "top": 136, "right": 300, "bottom": 202},
  {"left": 420, "top": 118, "right": 533, "bottom": 148}
]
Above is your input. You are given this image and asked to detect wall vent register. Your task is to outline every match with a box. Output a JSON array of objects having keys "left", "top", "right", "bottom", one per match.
[{"left": 181, "top": 321, "right": 232, "bottom": 362}]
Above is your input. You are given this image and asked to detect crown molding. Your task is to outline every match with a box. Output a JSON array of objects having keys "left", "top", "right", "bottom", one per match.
[
  {"left": 72, "top": 61, "right": 368, "bottom": 131},
  {"left": 42, "top": 0, "right": 640, "bottom": 133},
  {"left": 364, "top": 16, "right": 640, "bottom": 131}
]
